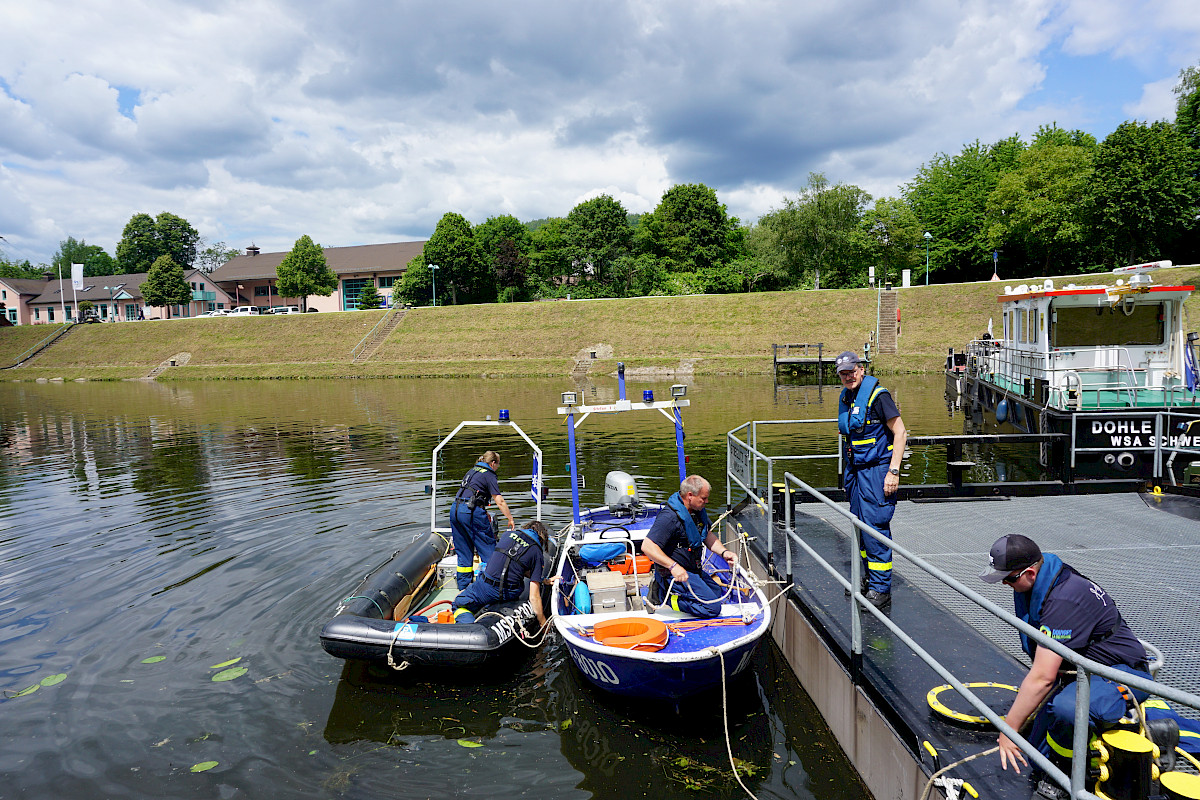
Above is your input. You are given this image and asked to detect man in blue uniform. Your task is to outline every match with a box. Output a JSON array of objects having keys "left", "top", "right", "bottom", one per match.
[
  {"left": 453, "top": 520, "right": 548, "bottom": 627},
  {"left": 450, "top": 450, "right": 515, "bottom": 590},
  {"left": 837, "top": 351, "right": 907, "bottom": 609},
  {"left": 641, "top": 475, "right": 738, "bottom": 619},
  {"left": 980, "top": 534, "right": 1150, "bottom": 778}
]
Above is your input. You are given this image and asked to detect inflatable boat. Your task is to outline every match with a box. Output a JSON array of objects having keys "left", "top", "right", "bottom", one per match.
[{"left": 319, "top": 414, "right": 551, "bottom": 670}]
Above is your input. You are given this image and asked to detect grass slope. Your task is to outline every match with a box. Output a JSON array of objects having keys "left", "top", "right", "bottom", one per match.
[{"left": 3, "top": 265, "right": 1198, "bottom": 381}]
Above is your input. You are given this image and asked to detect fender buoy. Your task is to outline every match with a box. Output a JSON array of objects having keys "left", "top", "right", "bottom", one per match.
[
  {"left": 593, "top": 617, "right": 669, "bottom": 651},
  {"left": 996, "top": 398, "right": 1009, "bottom": 423}
]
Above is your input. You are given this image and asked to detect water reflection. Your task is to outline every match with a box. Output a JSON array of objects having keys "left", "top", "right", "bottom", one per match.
[{"left": 0, "top": 373, "right": 965, "bottom": 799}]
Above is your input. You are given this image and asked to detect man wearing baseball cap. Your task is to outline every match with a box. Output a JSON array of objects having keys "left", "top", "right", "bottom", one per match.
[
  {"left": 836, "top": 350, "right": 906, "bottom": 610},
  {"left": 981, "top": 534, "right": 1150, "bottom": 789}
]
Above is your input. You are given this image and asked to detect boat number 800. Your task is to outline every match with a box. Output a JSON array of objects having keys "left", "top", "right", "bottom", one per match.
[{"left": 576, "top": 653, "right": 620, "bottom": 684}]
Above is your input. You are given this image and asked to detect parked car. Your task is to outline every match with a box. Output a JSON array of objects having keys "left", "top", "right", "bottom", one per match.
[
  {"left": 229, "top": 306, "right": 260, "bottom": 316},
  {"left": 271, "top": 306, "right": 301, "bottom": 315},
  {"left": 197, "top": 310, "right": 227, "bottom": 317},
  {"left": 78, "top": 312, "right": 102, "bottom": 324}
]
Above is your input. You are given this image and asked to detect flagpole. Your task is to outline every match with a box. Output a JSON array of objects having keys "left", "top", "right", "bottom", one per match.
[
  {"left": 71, "top": 263, "right": 82, "bottom": 322},
  {"left": 58, "top": 263, "right": 66, "bottom": 322}
]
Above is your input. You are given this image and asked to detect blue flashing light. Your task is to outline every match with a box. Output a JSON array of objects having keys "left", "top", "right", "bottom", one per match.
[
  {"left": 499, "top": 409, "right": 509, "bottom": 421},
  {"left": 643, "top": 390, "right": 654, "bottom": 403}
]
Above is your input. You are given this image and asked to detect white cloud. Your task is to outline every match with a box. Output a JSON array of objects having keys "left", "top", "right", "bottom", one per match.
[{"left": 1, "top": 0, "right": 1198, "bottom": 265}]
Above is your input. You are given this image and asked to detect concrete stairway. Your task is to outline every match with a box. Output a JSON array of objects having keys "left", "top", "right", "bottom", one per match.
[
  {"left": 352, "top": 308, "right": 406, "bottom": 363},
  {"left": 877, "top": 290, "right": 899, "bottom": 355}
]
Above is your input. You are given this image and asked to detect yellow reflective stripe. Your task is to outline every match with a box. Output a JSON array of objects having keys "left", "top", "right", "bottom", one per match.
[
  {"left": 868, "top": 386, "right": 885, "bottom": 405},
  {"left": 1180, "top": 730, "right": 1200, "bottom": 740},
  {"left": 867, "top": 561, "right": 893, "bottom": 571},
  {"left": 457, "top": 566, "right": 474, "bottom": 573},
  {"left": 860, "top": 549, "right": 868, "bottom": 558},
  {"left": 670, "top": 595, "right": 682, "bottom": 612},
  {"left": 887, "top": 444, "right": 894, "bottom": 451},
  {"left": 1046, "top": 732, "right": 1073, "bottom": 758},
  {"left": 852, "top": 437, "right": 877, "bottom": 446},
  {"left": 452, "top": 607, "right": 471, "bottom": 619},
  {"left": 1143, "top": 699, "right": 1169, "bottom": 710}
]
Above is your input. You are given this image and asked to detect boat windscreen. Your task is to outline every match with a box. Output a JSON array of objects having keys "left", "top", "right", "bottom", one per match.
[{"left": 1052, "top": 303, "right": 1165, "bottom": 347}]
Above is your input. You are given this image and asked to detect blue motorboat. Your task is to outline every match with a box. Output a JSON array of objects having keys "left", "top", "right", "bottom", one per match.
[{"left": 548, "top": 366, "right": 772, "bottom": 700}]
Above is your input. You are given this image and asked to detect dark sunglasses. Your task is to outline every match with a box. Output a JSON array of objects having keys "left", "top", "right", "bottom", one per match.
[{"left": 1002, "top": 567, "right": 1030, "bottom": 585}]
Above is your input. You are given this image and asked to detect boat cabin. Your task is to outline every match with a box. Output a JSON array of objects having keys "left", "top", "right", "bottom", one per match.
[{"left": 969, "top": 261, "right": 1197, "bottom": 411}]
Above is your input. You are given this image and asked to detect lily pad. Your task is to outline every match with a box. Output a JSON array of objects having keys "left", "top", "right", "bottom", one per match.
[
  {"left": 190, "top": 761, "right": 219, "bottom": 773},
  {"left": 40, "top": 674, "right": 67, "bottom": 687},
  {"left": 141, "top": 656, "right": 166, "bottom": 664},
  {"left": 12, "top": 684, "right": 39, "bottom": 698},
  {"left": 457, "top": 739, "right": 483, "bottom": 748},
  {"left": 211, "top": 667, "right": 248, "bottom": 682},
  {"left": 210, "top": 658, "right": 242, "bottom": 669}
]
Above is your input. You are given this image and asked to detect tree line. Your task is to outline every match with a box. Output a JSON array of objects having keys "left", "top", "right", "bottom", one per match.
[{"left": 5, "top": 64, "right": 1199, "bottom": 302}]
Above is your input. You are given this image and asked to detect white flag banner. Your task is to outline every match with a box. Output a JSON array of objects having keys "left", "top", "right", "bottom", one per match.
[{"left": 71, "top": 263, "right": 83, "bottom": 290}]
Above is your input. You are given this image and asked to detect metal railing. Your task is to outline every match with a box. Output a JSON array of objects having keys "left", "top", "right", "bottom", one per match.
[
  {"left": 349, "top": 307, "right": 398, "bottom": 360},
  {"left": 776, "top": 471, "right": 1200, "bottom": 800},
  {"left": 2, "top": 323, "right": 75, "bottom": 368}
]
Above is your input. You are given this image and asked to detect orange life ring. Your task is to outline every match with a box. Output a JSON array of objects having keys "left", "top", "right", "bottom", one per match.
[{"left": 592, "top": 617, "right": 669, "bottom": 651}]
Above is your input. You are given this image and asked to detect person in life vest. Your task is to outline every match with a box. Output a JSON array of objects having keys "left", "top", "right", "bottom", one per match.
[
  {"left": 980, "top": 534, "right": 1152, "bottom": 786},
  {"left": 837, "top": 351, "right": 907, "bottom": 610},
  {"left": 640, "top": 475, "right": 738, "bottom": 619},
  {"left": 452, "top": 520, "right": 549, "bottom": 627},
  {"left": 450, "top": 450, "right": 515, "bottom": 590}
]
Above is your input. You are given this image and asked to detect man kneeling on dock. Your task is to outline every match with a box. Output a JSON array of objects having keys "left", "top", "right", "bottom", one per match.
[
  {"left": 980, "top": 534, "right": 1152, "bottom": 787},
  {"left": 641, "top": 475, "right": 738, "bottom": 619}
]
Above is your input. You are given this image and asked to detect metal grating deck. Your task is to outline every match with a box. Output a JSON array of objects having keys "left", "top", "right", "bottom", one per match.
[{"left": 797, "top": 492, "right": 1200, "bottom": 717}]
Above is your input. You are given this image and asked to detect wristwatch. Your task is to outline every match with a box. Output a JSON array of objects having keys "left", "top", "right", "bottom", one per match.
[{"left": 888, "top": 468, "right": 900, "bottom": 476}]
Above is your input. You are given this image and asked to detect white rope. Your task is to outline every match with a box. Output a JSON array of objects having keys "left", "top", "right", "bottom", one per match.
[
  {"left": 386, "top": 624, "right": 411, "bottom": 672},
  {"left": 716, "top": 647, "right": 760, "bottom": 800}
]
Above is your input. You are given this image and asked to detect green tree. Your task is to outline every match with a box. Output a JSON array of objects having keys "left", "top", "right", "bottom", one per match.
[
  {"left": 276, "top": 235, "right": 337, "bottom": 310},
  {"left": 766, "top": 173, "right": 872, "bottom": 289},
  {"left": 139, "top": 255, "right": 192, "bottom": 310},
  {"left": 904, "top": 137, "right": 1025, "bottom": 282},
  {"left": 196, "top": 240, "right": 241, "bottom": 273},
  {"left": 115, "top": 212, "right": 201, "bottom": 273},
  {"left": 564, "top": 195, "right": 632, "bottom": 288},
  {"left": 528, "top": 217, "right": 572, "bottom": 289},
  {"left": 1175, "top": 62, "right": 1200, "bottom": 155},
  {"left": 636, "top": 183, "right": 740, "bottom": 277},
  {"left": 0, "top": 255, "right": 45, "bottom": 280},
  {"left": 356, "top": 283, "right": 382, "bottom": 310},
  {"left": 476, "top": 215, "right": 533, "bottom": 301},
  {"left": 862, "top": 198, "right": 922, "bottom": 287},
  {"left": 422, "top": 213, "right": 485, "bottom": 305},
  {"left": 984, "top": 125, "right": 1098, "bottom": 274},
  {"left": 1091, "top": 121, "right": 1200, "bottom": 265},
  {"left": 52, "top": 237, "right": 115, "bottom": 278},
  {"left": 393, "top": 253, "right": 434, "bottom": 306}
]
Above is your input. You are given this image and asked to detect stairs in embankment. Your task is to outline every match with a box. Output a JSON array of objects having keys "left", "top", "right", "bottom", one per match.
[
  {"left": 4, "top": 324, "right": 76, "bottom": 368},
  {"left": 876, "top": 290, "right": 898, "bottom": 355},
  {"left": 351, "top": 308, "right": 407, "bottom": 363}
]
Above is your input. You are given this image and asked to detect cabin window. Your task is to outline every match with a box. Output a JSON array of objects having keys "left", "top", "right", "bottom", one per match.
[
  {"left": 1015, "top": 308, "right": 1027, "bottom": 344},
  {"left": 1029, "top": 309, "right": 1040, "bottom": 344},
  {"left": 1051, "top": 302, "right": 1165, "bottom": 347}
]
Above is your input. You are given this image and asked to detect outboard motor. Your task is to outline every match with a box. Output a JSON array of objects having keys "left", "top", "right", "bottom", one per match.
[{"left": 604, "top": 471, "right": 640, "bottom": 511}]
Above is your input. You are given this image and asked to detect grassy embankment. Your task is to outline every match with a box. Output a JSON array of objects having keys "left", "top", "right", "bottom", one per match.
[{"left": 4, "top": 264, "right": 1200, "bottom": 381}]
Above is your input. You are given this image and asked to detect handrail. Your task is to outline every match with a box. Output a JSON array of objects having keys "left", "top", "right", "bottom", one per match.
[
  {"left": 778, "top": 470, "right": 1200, "bottom": 800},
  {"left": 349, "top": 308, "right": 396, "bottom": 360},
  {"left": 3, "top": 323, "right": 75, "bottom": 368}
]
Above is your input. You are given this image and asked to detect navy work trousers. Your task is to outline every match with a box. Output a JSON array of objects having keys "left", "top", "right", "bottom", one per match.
[
  {"left": 450, "top": 501, "right": 496, "bottom": 590},
  {"left": 844, "top": 461, "right": 896, "bottom": 593}
]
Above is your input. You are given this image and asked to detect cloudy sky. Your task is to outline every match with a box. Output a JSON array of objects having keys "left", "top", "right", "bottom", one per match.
[{"left": 2, "top": 0, "right": 1198, "bottom": 266}]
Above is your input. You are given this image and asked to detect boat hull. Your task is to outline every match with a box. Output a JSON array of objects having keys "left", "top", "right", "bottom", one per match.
[{"left": 320, "top": 531, "right": 548, "bottom": 668}]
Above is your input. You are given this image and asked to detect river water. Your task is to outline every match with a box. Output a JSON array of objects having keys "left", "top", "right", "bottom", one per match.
[{"left": 0, "top": 372, "right": 1008, "bottom": 799}]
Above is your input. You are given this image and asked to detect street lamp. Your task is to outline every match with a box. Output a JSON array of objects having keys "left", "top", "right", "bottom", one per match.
[
  {"left": 923, "top": 231, "right": 932, "bottom": 286},
  {"left": 429, "top": 263, "right": 439, "bottom": 307},
  {"left": 102, "top": 285, "right": 114, "bottom": 320}
]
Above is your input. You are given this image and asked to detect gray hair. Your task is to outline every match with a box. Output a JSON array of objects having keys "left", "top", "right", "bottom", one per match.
[{"left": 680, "top": 475, "right": 710, "bottom": 497}]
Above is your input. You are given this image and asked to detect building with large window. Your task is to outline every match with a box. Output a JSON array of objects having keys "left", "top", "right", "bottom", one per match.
[{"left": 208, "top": 241, "right": 425, "bottom": 312}]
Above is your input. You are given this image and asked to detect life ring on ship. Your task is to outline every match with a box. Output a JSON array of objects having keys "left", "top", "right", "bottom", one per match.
[
  {"left": 592, "top": 617, "right": 669, "bottom": 651},
  {"left": 927, "top": 681, "right": 1019, "bottom": 726}
]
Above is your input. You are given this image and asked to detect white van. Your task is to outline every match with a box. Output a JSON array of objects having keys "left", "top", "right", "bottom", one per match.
[
  {"left": 272, "top": 306, "right": 301, "bottom": 315},
  {"left": 229, "top": 306, "right": 260, "bottom": 316}
]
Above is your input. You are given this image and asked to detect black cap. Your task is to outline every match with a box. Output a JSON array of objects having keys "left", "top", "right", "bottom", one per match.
[
  {"left": 979, "top": 534, "right": 1042, "bottom": 583},
  {"left": 835, "top": 351, "right": 861, "bottom": 373}
]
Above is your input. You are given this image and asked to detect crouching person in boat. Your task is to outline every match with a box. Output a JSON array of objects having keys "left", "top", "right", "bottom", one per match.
[
  {"left": 641, "top": 475, "right": 738, "bottom": 619},
  {"left": 452, "top": 520, "right": 549, "bottom": 627},
  {"left": 450, "top": 450, "right": 516, "bottom": 590}
]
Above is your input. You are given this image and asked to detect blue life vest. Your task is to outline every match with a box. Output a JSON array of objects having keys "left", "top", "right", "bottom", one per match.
[
  {"left": 838, "top": 376, "right": 893, "bottom": 467},
  {"left": 1013, "top": 553, "right": 1064, "bottom": 660},
  {"left": 666, "top": 491, "right": 709, "bottom": 550}
]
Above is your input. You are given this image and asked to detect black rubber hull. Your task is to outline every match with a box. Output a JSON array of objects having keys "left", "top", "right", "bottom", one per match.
[{"left": 319, "top": 531, "right": 548, "bottom": 667}]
